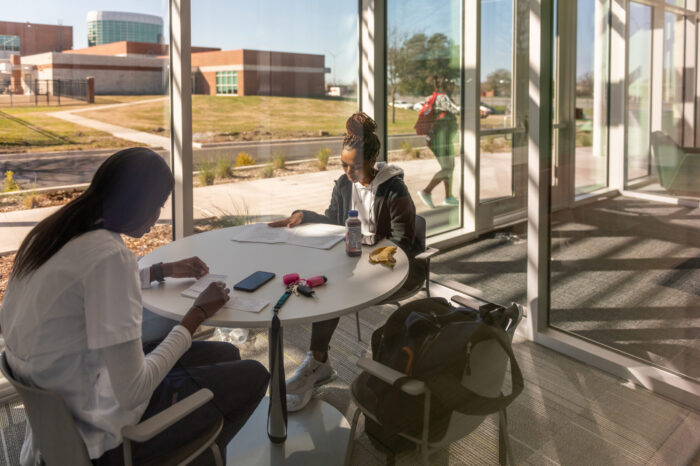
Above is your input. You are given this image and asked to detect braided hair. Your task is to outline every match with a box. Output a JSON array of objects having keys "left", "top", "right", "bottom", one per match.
[{"left": 342, "top": 112, "right": 380, "bottom": 161}]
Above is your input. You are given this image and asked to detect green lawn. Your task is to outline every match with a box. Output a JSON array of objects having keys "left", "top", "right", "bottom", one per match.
[
  {"left": 83, "top": 95, "right": 419, "bottom": 142},
  {"left": 0, "top": 105, "right": 133, "bottom": 153}
]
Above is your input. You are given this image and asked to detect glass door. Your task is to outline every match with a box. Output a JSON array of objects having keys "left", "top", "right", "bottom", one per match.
[{"left": 475, "top": 0, "right": 529, "bottom": 232}]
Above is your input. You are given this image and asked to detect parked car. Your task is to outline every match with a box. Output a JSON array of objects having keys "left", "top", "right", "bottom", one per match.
[
  {"left": 480, "top": 104, "right": 494, "bottom": 119},
  {"left": 389, "top": 100, "right": 413, "bottom": 110}
]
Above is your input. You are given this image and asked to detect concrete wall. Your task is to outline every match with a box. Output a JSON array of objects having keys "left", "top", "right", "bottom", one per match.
[
  {"left": 0, "top": 21, "right": 72, "bottom": 56},
  {"left": 22, "top": 52, "right": 167, "bottom": 95}
]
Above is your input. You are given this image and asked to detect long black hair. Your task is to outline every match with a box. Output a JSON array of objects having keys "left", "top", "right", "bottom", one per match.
[{"left": 11, "top": 147, "right": 174, "bottom": 279}]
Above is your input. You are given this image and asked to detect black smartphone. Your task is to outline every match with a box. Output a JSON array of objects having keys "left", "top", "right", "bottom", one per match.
[{"left": 233, "top": 271, "right": 276, "bottom": 292}]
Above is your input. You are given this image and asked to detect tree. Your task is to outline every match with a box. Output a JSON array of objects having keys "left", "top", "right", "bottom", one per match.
[
  {"left": 576, "top": 72, "right": 594, "bottom": 97},
  {"left": 397, "top": 32, "right": 459, "bottom": 97},
  {"left": 387, "top": 29, "right": 409, "bottom": 123},
  {"left": 482, "top": 69, "right": 512, "bottom": 97}
]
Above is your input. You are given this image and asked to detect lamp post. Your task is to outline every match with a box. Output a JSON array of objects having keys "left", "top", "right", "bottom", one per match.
[{"left": 324, "top": 49, "right": 338, "bottom": 86}]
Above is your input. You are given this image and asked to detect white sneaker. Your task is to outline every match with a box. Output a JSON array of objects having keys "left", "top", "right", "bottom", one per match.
[
  {"left": 417, "top": 190, "right": 435, "bottom": 209},
  {"left": 285, "top": 352, "right": 334, "bottom": 395},
  {"left": 286, "top": 391, "right": 314, "bottom": 413}
]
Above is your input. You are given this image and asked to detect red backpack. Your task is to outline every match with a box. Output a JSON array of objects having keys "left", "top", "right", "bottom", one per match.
[{"left": 414, "top": 92, "right": 439, "bottom": 136}]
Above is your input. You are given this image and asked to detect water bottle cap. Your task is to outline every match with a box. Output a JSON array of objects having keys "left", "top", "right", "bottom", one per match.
[{"left": 348, "top": 210, "right": 359, "bottom": 217}]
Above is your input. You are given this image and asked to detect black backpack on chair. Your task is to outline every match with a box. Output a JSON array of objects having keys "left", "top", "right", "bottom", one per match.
[{"left": 353, "top": 297, "right": 524, "bottom": 452}]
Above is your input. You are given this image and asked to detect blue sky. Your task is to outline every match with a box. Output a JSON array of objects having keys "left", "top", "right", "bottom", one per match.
[{"left": 7, "top": 0, "right": 594, "bottom": 84}]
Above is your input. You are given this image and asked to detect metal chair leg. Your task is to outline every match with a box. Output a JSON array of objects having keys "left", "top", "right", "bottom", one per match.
[
  {"left": 498, "top": 408, "right": 513, "bottom": 466},
  {"left": 355, "top": 311, "right": 362, "bottom": 341},
  {"left": 344, "top": 409, "right": 362, "bottom": 466},
  {"left": 210, "top": 443, "right": 223, "bottom": 466}
]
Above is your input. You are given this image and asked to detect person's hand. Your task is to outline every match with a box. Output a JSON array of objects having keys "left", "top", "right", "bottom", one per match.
[
  {"left": 193, "top": 281, "right": 230, "bottom": 317},
  {"left": 267, "top": 211, "right": 303, "bottom": 228},
  {"left": 180, "top": 281, "right": 230, "bottom": 335},
  {"left": 163, "top": 256, "right": 209, "bottom": 279}
]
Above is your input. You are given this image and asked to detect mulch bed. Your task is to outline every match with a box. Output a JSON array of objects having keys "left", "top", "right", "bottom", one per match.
[{"left": 0, "top": 225, "right": 173, "bottom": 304}]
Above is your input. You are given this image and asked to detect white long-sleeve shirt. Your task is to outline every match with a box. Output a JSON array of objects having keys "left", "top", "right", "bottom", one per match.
[{"left": 0, "top": 229, "right": 191, "bottom": 462}]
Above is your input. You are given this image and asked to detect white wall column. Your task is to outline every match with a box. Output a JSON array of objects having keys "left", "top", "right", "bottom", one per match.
[
  {"left": 593, "top": 0, "right": 610, "bottom": 162},
  {"left": 360, "top": 0, "right": 387, "bottom": 160},
  {"left": 609, "top": 0, "right": 627, "bottom": 190},
  {"left": 169, "top": 0, "right": 193, "bottom": 239},
  {"left": 651, "top": 7, "right": 664, "bottom": 135},
  {"left": 462, "top": 0, "right": 480, "bottom": 234},
  {"left": 527, "top": 0, "right": 554, "bottom": 338}
]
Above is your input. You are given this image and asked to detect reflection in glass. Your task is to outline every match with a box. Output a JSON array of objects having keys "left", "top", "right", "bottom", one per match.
[
  {"left": 479, "top": 0, "right": 516, "bottom": 202},
  {"left": 191, "top": 0, "right": 358, "bottom": 231},
  {"left": 627, "top": 3, "right": 652, "bottom": 182},
  {"left": 480, "top": 135, "right": 513, "bottom": 200},
  {"left": 574, "top": 0, "right": 609, "bottom": 194},
  {"left": 662, "top": 12, "right": 685, "bottom": 145},
  {"left": 387, "top": 0, "right": 461, "bottom": 236}
]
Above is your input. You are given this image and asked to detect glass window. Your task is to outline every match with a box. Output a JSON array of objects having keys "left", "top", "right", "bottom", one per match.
[
  {"left": 216, "top": 71, "right": 238, "bottom": 95},
  {"left": 480, "top": 0, "right": 515, "bottom": 202},
  {"left": 574, "top": 0, "right": 610, "bottom": 194},
  {"left": 191, "top": 0, "right": 358, "bottom": 233},
  {"left": 662, "top": 12, "right": 685, "bottom": 145},
  {"left": 0, "top": 35, "right": 20, "bottom": 52},
  {"left": 387, "top": 0, "right": 461, "bottom": 236},
  {"left": 627, "top": 2, "right": 652, "bottom": 182}
]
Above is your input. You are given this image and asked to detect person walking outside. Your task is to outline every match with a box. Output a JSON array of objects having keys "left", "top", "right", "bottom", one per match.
[{"left": 417, "top": 75, "right": 460, "bottom": 208}]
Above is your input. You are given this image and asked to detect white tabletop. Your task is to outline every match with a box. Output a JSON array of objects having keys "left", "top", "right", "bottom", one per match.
[{"left": 141, "top": 224, "right": 409, "bottom": 328}]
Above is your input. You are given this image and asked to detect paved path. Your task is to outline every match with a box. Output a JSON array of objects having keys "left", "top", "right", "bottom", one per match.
[{"left": 45, "top": 97, "right": 205, "bottom": 150}]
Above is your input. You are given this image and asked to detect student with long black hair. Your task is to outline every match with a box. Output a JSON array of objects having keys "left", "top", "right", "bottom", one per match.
[{"left": 1, "top": 147, "right": 269, "bottom": 465}]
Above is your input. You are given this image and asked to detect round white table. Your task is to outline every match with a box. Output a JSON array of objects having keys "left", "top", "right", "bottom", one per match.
[{"left": 141, "top": 224, "right": 409, "bottom": 465}]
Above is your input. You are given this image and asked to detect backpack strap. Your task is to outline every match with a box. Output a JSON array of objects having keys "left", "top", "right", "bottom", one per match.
[{"left": 427, "top": 324, "right": 524, "bottom": 416}]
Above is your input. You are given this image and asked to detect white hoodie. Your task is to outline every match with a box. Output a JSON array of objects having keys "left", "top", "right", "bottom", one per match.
[{"left": 351, "top": 162, "right": 404, "bottom": 236}]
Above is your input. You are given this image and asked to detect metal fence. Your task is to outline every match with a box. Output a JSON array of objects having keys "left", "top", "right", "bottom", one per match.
[{"left": 0, "top": 79, "right": 88, "bottom": 107}]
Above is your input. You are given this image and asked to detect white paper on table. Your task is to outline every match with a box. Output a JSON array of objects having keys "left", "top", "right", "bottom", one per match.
[
  {"left": 230, "top": 223, "right": 286, "bottom": 244},
  {"left": 181, "top": 274, "right": 228, "bottom": 298},
  {"left": 223, "top": 295, "right": 269, "bottom": 313},
  {"left": 285, "top": 223, "right": 345, "bottom": 249},
  {"left": 181, "top": 274, "right": 269, "bottom": 313}
]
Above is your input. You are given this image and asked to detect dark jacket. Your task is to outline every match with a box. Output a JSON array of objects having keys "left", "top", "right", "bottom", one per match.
[{"left": 295, "top": 171, "right": 421, "bottom": 258}]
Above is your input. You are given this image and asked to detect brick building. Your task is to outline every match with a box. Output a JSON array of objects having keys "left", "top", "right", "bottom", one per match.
[
  {"left": 191, "top": 49, "right": 327, "bottom": 97},
  {"left": 0, "top": 21, "right": 72, "bottom": 58}
]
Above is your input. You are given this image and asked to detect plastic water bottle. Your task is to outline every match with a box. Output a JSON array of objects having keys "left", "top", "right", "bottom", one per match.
[
  {"left": 345, "top": 210, "right": 362, "bottom": 256},
  {"left": 214, "top": 327, "right": 248, "bottom": 344}
]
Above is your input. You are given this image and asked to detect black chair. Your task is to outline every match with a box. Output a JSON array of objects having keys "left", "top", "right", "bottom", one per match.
[
  {"left": 354, "top": 215, "right": 439, "bottom": 341},
  {"left": 345, "top": 303, "right": 524, "bottom": 465}
]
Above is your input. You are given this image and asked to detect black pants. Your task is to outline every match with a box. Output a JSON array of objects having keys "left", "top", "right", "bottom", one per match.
[
  {"left": 94, "top": 341, "right": 270, "bottom": 465},
  {"left": 310, "top": 258, "right": 426, "bottom": 353}
]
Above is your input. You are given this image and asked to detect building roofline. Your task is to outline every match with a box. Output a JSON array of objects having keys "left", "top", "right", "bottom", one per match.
[{"left": 86, "top": 11, "right": 163, "bottom": 26}]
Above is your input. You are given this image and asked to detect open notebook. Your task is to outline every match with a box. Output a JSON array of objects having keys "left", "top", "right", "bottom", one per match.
[{"left": 230, "top": 223, "right": 345, "bottom": 250}]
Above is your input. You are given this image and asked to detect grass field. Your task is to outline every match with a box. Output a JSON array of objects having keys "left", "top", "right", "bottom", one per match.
[{"left": 0, "top": 106, "right": 132, "bottom": 154}]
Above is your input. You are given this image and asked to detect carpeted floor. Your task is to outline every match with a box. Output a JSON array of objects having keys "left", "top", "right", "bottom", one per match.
[
  {"left": 1, "top": 284, "right": 698, "bottom": 465},
  {"left": 432, "top": 196, "right": 700, "bottom": 380}
]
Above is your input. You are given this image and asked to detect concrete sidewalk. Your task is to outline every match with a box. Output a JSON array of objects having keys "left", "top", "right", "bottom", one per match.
[
  {"left": 0, "top": 158, "right": 458, "bottom": 255},
  {"left": 46, "top": 97, "right": 201, "bottom": 150}
]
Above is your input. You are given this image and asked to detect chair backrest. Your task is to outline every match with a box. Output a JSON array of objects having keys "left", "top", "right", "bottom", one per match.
[
  {"left": 415, "top": 215, "right": 427, "bottom": 252},
  {"left": 650, "top": 131, "right": 682, "bottom": 188},
  {"left": 0, "top": 354, "right": 93, "bottom": 466},
  {"left": 434, "top": 306, "right": 524, "bottom": 447}
]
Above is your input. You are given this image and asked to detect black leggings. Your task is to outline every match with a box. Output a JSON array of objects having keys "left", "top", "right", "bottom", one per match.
[{"left": 94, "top": 341, "right": 270, "bottom": 465}]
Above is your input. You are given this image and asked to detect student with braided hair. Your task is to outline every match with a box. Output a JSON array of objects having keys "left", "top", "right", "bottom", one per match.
[{"left": 268, "top": 112, "right": 421, "bottom": 412}]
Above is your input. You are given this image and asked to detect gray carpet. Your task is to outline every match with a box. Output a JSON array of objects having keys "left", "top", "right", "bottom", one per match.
[
  {"left": 432, "top": 196, "right": 700, "bottom": 380},
  {"left": 1, "top": 292, "right": 698, "bottom": 465}
]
